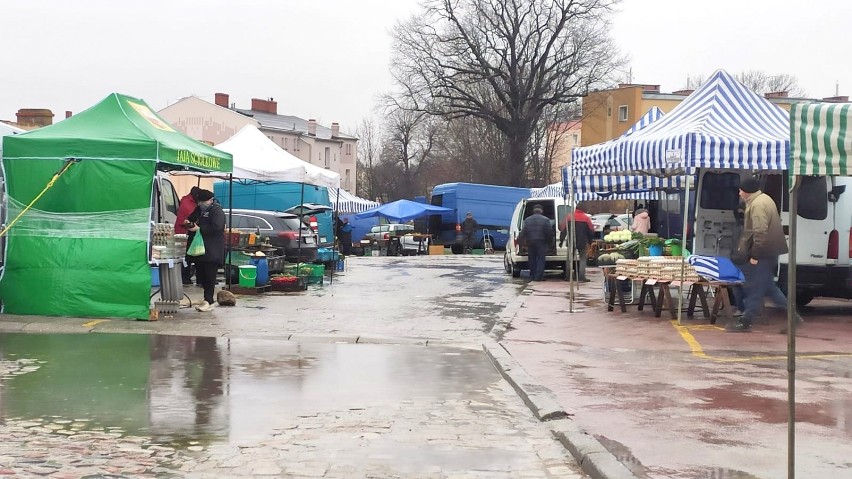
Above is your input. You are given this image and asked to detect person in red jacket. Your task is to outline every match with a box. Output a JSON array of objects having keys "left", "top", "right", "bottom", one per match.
[
  {"left": 176, "top": 186, "right": 201, "bottom": 285},
  {"left": 559, "top": 208, "right": 595, "bottom": 282}
]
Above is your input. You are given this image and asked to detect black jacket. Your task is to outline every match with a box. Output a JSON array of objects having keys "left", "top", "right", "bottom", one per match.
[{"left": 196, "top": 202, "right": 225, "bottom": 264}]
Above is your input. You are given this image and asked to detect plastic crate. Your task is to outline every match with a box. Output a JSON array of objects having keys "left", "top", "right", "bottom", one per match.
[
  {"left": 226, "top": 250, "right": 253, "bottom": 266},
  {"left": 316, "top": 248, "right": 339, "bottom": 262}
]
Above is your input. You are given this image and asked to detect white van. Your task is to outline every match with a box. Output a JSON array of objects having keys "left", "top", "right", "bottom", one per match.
[
  {"left": 694, "top": 169, "right": 852, "bottom": 305},
  {"left": 504, "top": 197, "right": 572, "bottom": 278}
]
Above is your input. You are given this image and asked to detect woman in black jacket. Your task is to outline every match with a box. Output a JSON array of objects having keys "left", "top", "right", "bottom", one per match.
[{"left": 187, "top": 189, "right": 225, "bottom": 312}]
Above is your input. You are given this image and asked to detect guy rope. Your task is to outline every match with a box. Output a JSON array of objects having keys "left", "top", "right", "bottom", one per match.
[{"left": 0, "top": 158, "right": 79, "bottom": 238}]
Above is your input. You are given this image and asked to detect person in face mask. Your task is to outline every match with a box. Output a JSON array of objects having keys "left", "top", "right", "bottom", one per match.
[{"left": 186, "top": 189, "right": 225, "bottom": 312}]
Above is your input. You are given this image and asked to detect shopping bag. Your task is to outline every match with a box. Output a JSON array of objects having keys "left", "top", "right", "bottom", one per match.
[{"left": 186, "top": 232, "right": 206, "bottom": 256}]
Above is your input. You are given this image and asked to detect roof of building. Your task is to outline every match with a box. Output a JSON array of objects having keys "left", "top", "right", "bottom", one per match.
[{"left": 234, "top": 109, "right": 357, "bottom": 141}]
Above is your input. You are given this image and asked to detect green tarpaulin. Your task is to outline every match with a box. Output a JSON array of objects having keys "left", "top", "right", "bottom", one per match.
[{"left": 0, "top": 93, "right": 233, "bottom": 319}]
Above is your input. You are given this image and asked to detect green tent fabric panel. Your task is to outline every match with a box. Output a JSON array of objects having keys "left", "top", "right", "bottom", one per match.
[
  {"left": 2, "top": 93, "right": 232, "bottom": 173},
  {"left": 0, "top": 334, "right": 151, "bottom": 430},
  {"left": 0, "top": 160, "right": 155, "bottom": 320},
  {"left": 3, "top": 157, "right": 155, "bottom": 212},
  {"left": 790, "top": 103, "right": 851, "bottom": 176},
  {"left": 0, "top": 237, "right": 151, "bottom": 319}
]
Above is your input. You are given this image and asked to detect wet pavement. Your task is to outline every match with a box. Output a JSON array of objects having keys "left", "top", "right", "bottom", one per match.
[
  {"left": 0, "top": 256, "right": 584, "bottom": 478},
  {"left": 502, "top": 267, "right": 852, "bottom": 478},
  {"left": 2, "top": 254, "right": 851, "bottom": 478}
]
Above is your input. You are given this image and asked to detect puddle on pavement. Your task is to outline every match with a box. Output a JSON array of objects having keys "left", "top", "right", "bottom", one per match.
[
  {"left": 0, "top": 333, "right": 502, "bottom": 447},
  {"left": 596, "top": 435, "right": 760, "bottom": 479}
]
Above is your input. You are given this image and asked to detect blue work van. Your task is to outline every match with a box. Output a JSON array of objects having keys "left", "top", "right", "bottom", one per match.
[
  {"left": 428, "top": 182, "right": 531, "bottom": 252},
  {"left": 213, "top": 181, "right": 335, "bottom": 246}
]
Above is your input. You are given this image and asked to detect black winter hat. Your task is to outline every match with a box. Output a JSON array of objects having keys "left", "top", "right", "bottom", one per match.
[
  {"left": 196, "top": 189, "right": 214, "bottom": 201},
  {"left": 738, "top": 176, "right": 760, "bottom": 194}
]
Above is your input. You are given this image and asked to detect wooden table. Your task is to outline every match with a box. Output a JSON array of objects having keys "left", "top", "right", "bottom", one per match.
[{"left": 606, "top": 274, "right": 741, "bottom": 324}]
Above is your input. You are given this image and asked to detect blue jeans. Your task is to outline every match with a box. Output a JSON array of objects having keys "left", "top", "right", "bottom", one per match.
[
  {"left": 527, "top": 241, "right": 547, "bottom": 281},
  {"left": 741, "top": 255, "right": 788, "bottom": 323}
]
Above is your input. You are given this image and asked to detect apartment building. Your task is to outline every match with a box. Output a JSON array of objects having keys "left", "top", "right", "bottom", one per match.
[
  {"left": 581, "top": 83, "right": 848, "bottom": 146},
  {"left": 159, "top": 94, "right": 358, "bottom": 192}
]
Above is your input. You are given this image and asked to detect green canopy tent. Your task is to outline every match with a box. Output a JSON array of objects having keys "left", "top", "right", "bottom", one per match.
[
  {"left": 787, "top": 102, "right": 851, "bottom": 477},
  {"left": 0, "top": 93, "right": 233, "bottom": 320}
]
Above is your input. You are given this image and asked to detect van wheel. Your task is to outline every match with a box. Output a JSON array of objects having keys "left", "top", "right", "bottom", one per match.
[
  {"left": 796, "top": 291, "right": 815, "bottom": 307},
  {"left": 510, "top": 260, "right": 521, "bottom": 278},
  {"left": 503, "top": 252, "right": 512, "bottom": 274}
]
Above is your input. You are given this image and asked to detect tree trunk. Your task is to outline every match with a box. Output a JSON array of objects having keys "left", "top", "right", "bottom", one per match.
[{"left": 507, "top": 132, "right": 529, "bottom": 187}]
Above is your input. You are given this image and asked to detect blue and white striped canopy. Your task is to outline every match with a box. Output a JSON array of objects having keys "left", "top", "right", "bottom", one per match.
[
  {"left": 328, "top": 187, "right": 381, "bottom": 213},
  {"left": 584, "top": 70, "right": 789, "bottom": 174},
  {"left": 572, "top": 107, "right": 664, "bottom": 173},
  {"left": 535, "top": 168, "right": 689, "bottom": 200}
]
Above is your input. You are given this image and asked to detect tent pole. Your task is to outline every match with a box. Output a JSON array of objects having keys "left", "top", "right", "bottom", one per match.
[
  {"left": 297, "top": 182, "right": 305, "bottom": 279},
  {"left": 568, "top": 174, "right": 576, "bottom": 312},
  {"left": 227, "top": 174, "right": 233, "bottom": 288},
  {"left": 330, "top": 187, "right": 341, "bottom": 285},
  {"left": 676, "top": 169, "right": 691, "bottom": 325},
  {"left": 787, "top": 175, "right": 800, "bottom": 479}
]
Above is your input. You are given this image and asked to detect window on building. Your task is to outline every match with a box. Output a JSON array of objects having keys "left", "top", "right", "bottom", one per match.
[
  {"left": 618, "top": 105, "right": 628, "bottom": 122},
  {"left": 324, "top": 147, "right": 330, "bottom": 167},
  {"left": 607, "top": 107, "right": 612, "bottom": 117},
  {"left": 284, "top": 138, "right": 289, "bottom": 150},
  {"left": 345, "top": 169, "right": 351, "bottom": 190}
]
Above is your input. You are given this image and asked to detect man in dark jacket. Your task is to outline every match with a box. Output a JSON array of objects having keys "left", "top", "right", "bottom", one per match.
[
  {"left": 187, "top": 189, "right": 225, "bottom": 312},
  {"left": 461, "top": 212, "right": 479, "bottom": 252},
  {"left": 729, "top": 177, "right": 802, "bottom": 332},
  {"left": 560, "top": 208, "right": 595, "bottom": 282},
  {"left": 519, "top": 204, "right": 553, "bottom": 281}
]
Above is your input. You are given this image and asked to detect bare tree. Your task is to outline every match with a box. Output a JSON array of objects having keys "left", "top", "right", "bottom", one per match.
[
  {"left": 685, "top": 70, "right": 808, "bottom": 97},
  {"left": 391, "top": 0, "right": 621, "bottom": 187},
  {"left": 377, "top": 103, "right": 443, "bottom": 200},
  {"left": 355, "top": 117, "right": 382, "bottom": 201}
]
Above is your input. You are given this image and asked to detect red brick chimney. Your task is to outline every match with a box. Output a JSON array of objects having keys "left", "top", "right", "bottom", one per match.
[
  {"left": 16, "top": 109, "right": 54, "bottom": 128},
  {"left": 214, "top": 93, "right": 229, "bottom": 108},
  {"left": 331, "top": 122, "right": 339, "bottom": 137},
  {"left": 764, "top": 91, "right": 789, "bottom": 99},
  {"left": 307, "top": 119, "right": 317, "bottom": 136},
  {"left": 65, "top": 111, "right": 73, "bottom": 119},
  {"left": 250, "top": 97, "right": 278, "bottom": 114}
]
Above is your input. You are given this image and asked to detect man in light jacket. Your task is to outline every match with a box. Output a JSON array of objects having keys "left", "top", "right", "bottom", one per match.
[{"left": 728, "top": 176, "right": 802, "bottom": 333}]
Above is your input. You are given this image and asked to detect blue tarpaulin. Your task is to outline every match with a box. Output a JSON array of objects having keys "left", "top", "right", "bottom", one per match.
[{"left": 355, "top": 199, "right": 452, "bottom": 223}]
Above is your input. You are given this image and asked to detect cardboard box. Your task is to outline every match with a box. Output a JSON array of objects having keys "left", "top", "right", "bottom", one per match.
[{"left": 428, "top": 245, "right": 444, "bottom": 255}]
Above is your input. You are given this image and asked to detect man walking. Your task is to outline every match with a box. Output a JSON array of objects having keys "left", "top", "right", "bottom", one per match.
[
  {"left": 519, "top": 204, "right": 553, "bottom": 281},
  {"left": 728, "top": 176, "right": 802, "bottom": 333},
  {"left": 461, "top": 212, "right": 479, "bottom": 253},
  {"left": 559, "top": 208, "right": 595, "bottom": 282}
]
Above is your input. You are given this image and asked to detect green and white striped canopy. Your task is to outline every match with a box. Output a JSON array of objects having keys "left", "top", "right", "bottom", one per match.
[{"left": 790, "top": 102, "right": 852, "bottom": 176}]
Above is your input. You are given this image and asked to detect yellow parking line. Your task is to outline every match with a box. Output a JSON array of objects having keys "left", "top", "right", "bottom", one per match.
[
  {"left": 670, "top": 320, "right": 852, "bottom": 363},
  {"left": 82, "top": 319, "right": 108, "bottom": 328}
]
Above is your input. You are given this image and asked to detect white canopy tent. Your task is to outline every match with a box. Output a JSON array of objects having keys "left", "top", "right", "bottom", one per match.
[{"left": 177, "top": 125, "right": 340, "bottom": 189}]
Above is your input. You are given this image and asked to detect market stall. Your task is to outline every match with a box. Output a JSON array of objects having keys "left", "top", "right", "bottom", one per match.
[
  {"left": 565, "top": 70, "right": 790, "bottom": 320},
  {"left": 0, "top": 93, "right": 232, "bottom": 320},
  {"left": 173, "top": 124, "right": 341, "bottom": 287},
  {"left": 354, "top": 199, "right": 451, "bottom": 255},
  {"left": 787, "top": 101, "right": 851, "bottom": 474}
]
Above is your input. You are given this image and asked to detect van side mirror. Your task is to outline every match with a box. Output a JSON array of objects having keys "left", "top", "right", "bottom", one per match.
[{"left": 829, "top": 185, "right": 846, "bottom": 203}]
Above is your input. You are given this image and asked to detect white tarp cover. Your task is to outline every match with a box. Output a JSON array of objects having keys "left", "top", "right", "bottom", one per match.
[
  {"left": 327, "top": 187, "right": 380, "bottom": 213},
  {"left": 176, "top": 124, "right": 340, "bottom": 189}
]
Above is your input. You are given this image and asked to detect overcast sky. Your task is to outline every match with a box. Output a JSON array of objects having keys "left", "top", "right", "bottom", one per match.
[{"left": 1, "top": 0, "right": 848, "bottom": 134}]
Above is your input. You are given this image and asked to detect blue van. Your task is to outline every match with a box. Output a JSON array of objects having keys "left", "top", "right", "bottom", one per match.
[
  {"left": 213, "top": 181, "right": 335, "bottom": 246},
  {"left": 428, "top": 182, "right": 531, "bottom": 252}
]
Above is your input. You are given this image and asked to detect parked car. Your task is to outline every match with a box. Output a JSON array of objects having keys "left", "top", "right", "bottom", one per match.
[
  {"left": 364, "top": 224, "right": 417, "bottom": 255},
  {"left": 224, "top": 208, "right": 318, "bottom": 263},
  {"left": 590, "top": 213, "right": 631, "bottom": 238}
]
